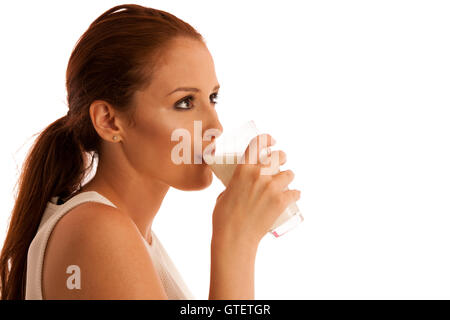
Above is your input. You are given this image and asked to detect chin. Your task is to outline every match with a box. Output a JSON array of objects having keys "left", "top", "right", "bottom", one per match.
[{"left": 172, "top": 165, "right": 214, "bottom": 191}]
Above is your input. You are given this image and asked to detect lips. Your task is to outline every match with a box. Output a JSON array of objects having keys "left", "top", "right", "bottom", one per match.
[
  {"left": 196, "top": 145, "right": 215, "bottom": 163},
  {"left": 202, "top": 144, "right": 216, "bottom": 157},
  {"left": 194, "top": 154, "right": 204, "bottom": 163}
]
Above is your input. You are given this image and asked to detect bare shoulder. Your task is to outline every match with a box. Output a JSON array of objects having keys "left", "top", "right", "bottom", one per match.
[{"left": 42, "top": 202, "right": 167, "bottom": 299}]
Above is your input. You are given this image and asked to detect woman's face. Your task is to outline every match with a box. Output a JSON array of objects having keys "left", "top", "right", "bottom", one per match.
[{"left": 120, "top": 37, "right": 223, "bottom": 190}]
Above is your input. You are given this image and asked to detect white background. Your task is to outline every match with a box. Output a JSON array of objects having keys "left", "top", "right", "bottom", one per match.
[{"left": 1, "top": 0, "right": 449, "bottom": 299}]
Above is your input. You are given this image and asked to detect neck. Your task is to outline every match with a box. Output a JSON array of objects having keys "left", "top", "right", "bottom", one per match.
[{"left": 79, "top": 157, "right": 170, "bottom": 246}]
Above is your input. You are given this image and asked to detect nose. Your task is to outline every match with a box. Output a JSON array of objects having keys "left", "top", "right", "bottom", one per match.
[
  {"left": 204, "top": 115, "right": 223, "bottom": 143},
  {"left": 214, "top": 119, "right": 223, "bottom": 140}
]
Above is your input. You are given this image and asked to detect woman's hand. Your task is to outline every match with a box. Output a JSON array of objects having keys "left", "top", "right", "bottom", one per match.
[{"left": 211, "top": 133, "right": 301, "bottom": 249}]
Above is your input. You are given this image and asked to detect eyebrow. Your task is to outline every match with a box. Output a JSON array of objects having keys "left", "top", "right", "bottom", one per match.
[{"left": 166, "top": 84, "right": 220, "bottom": 96}]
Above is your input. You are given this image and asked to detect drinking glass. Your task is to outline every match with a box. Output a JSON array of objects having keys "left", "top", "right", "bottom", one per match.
[{"left": 203, "top": 120, "right": 304, "bottom": 238}]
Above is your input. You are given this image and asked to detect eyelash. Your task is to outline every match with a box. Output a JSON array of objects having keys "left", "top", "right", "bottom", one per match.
[{"left": 174, "top": 92, "right": 219, "bottom": 110}]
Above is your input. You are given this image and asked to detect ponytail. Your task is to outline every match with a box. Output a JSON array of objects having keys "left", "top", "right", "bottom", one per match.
[{"left": 0, "top": 115, "right": 88, "bottom": 299}]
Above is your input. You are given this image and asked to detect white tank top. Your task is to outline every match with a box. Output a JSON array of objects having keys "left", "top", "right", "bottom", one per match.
[{"left": 25, "top": 191, "right": 195, "bottom": 300}]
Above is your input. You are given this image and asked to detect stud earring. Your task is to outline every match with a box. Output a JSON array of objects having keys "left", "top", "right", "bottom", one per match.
[{"left": 112, "top": 135, "right": 119, "bottom": 141}]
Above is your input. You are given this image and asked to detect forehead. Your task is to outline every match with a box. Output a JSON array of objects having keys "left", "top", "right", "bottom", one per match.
[{"left": 151, "top": 38, "right": 217, "bottom": 90}]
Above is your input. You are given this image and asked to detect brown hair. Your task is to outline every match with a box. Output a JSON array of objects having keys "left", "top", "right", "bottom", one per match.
[{"left": 0, "top": 4, "right": 204, "bottom": 299}]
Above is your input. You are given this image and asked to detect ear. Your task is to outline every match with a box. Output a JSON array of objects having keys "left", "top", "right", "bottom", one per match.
[{"left": 89, "top": 100, "right": 126, "bottom": 142}]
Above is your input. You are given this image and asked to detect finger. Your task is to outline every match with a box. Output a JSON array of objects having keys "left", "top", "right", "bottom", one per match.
[
  {"left": 270, "top": 169, "right": 295, "bottom": 190},
  {"left": 216, "top": 190, "right": 225, "bottom": 202},
  {"left": 242, "top": 133, "right": 276, "bottom": 166},
  {"left": 260, "top": 150, "right": 287, "bottom": 168},
  {"left": 282, "top": 189, "right": 301, "bottom": 205}
]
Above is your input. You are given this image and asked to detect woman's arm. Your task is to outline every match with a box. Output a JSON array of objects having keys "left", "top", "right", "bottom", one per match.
[
  {"left": 208, "top": 232, "right": 258, "bottom": 300},
  {"left": 207, "top": 134, "right": 298, "bottom": 299}
]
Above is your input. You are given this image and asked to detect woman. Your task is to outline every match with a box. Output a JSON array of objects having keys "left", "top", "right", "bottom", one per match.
[{"left": 0, "top": 4, "right": 300, "bottom": 299}]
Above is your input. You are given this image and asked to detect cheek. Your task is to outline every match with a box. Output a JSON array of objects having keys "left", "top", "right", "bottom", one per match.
[
  {"left": 125, "top": 116, "right": 212, "bottom": 189},
  {"left": 161, "top": 132, "right": 214, "bottom": 190},
  {"left": 123, "top": 119, "right": 173, "bottom": 174}
]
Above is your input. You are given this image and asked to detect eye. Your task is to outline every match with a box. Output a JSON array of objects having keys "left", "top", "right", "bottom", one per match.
[
  {"left": 173, "top": 92, "right": 220, "bottom": 111},
  {"left": 211, "top": 92, "right": 219, "bottom": 105},
  {"left": 174, "top": 95, "right": 194, "bottom": 110}
]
